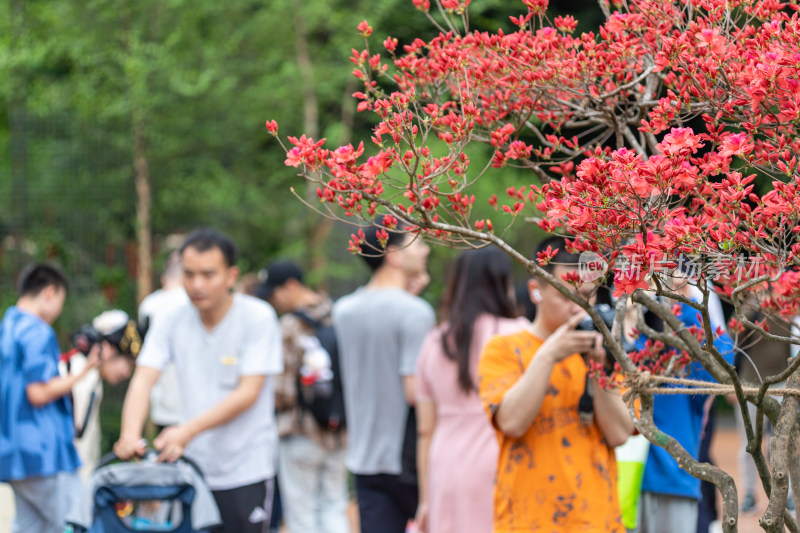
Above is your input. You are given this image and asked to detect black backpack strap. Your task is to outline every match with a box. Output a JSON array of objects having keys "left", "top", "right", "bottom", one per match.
[
  {"left": 74, "top": 389, "right": 97, "bottom": 439},
  {"left": 290, "top": 310, "right": 323, "bottom": 330}
]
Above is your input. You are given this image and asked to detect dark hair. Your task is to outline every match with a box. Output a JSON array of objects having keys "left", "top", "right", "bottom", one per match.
[
  {"left": 359, "top": 216, "right": 408, "bottom": 272},
  {"left": 533, "top": 236, "right": 580, "bottom": 275},
  {"left": 179, "top": 228, "right": 238, "bottom": 267},
  {"left": 17, "top": 263, "right": 69, "bottom": 297},
  {"left": 441, "top": 247, "right": 518, "bottom": 393},
  {"left": 515, "top": 282, "right": 537, "bottom": 321}
]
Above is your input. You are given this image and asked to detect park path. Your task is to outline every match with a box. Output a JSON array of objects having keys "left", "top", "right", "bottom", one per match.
[
  {"left": 0, "top": 484, "right": 9, "bottom": 533},
  {"left": 711, "top": 418, "right": 768, "bottom": 533},
  {"left": 0, "top": 419, "right": 773, "bottom": 533}
]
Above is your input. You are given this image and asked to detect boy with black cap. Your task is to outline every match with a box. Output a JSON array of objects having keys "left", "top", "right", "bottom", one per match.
[
  {"left": 258, "top": 260, "right": 350, "bottom": 533},
  {"left": 332, "top": 218, "right": 435, "bottom": 533}
]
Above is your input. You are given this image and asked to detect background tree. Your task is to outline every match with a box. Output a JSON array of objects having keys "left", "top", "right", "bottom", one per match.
[
  {"left": 1, "top": 0, "right": 588, "bottom": 307},
  {"left": 1, "top": 0, "right": 601, "bottom": 451}
]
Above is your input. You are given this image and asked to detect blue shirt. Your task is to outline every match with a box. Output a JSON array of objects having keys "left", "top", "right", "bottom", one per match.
[
  {"left": 0, "top": 306, "right": 81, "bottom": 481},
  {"left": 640, "top": 302, "right": 735, "bottom": 499}
]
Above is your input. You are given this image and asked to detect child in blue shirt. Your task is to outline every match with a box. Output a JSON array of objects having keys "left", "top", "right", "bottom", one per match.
[
  {"left": 637, "top": 291, "right": 735, "bottom": 533},
  {"left": 0, "top": 264, "right": 100, "bottom": 532}
]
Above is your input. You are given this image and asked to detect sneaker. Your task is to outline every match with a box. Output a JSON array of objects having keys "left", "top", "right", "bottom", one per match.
[{"left": 740, "top": 493, "right": 757, "bottom": 514}]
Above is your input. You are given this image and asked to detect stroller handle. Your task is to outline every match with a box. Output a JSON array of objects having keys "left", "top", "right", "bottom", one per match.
[{"left": 96, "top": 449, "right": 205, "bottom": 477}]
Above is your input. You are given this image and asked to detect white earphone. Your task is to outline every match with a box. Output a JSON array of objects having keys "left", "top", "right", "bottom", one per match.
[{"left": 531, "top": 289, "right": 542, "bottom": 302}]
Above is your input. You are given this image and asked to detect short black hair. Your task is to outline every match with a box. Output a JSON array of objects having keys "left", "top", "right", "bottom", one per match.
[
  {"left": 533, "top": 236, "right": 580, "bottom": 275},
  {"left": 360, "top": 216, "right": 408, "bottom": 272},
  {"left": 180, "top": 228, "right": 238, "bottom": 267},
  {"left": 17, "top": 263, "right": 69, "bottom": 297}
]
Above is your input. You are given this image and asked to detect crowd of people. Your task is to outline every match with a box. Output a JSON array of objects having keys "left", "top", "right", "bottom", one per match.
[{"left": 0, "top": 222, "right": 791, "bottom": 533}]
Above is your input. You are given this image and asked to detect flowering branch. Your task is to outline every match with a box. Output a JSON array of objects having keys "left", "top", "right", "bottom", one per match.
[{"left": 270, "top": 0, "right": 800, "bottom": 528}]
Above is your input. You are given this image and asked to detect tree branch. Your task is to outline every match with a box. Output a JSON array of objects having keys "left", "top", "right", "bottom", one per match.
[
  {"left": 636, "top": 393, "right": 739, "bottom": 532},
  {"left": 761, "top": 371, "right": 800, "bottom": 531}
]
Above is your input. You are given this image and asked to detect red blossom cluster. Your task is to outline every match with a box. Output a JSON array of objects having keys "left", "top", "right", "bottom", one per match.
[{"left": 270, "top": 0, "right": 800, "bottom": 377}]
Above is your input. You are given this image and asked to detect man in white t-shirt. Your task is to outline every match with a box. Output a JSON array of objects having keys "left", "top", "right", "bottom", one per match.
[
  {"left": 114, "top": 228, "right": 283, "bottom": 533},
  {"left": 138, "top": 251, "right": 189, "bottom": 430}
]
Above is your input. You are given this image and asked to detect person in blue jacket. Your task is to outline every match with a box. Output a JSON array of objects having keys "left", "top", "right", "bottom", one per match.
[
  {"left": 636, "top": 290, "right": 735, "bottom": 533},
  {"left": 0, "top": 264, "right": 100, "bottom": 532}
]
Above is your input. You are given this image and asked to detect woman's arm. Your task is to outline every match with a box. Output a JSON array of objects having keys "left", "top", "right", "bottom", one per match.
[{"left": 415, "top": 400, "right": 437, "bottom": 533}]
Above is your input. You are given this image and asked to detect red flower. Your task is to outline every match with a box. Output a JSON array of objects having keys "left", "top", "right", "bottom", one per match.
[
  {"left": 554, "top": 15, "right": 577, "bottom": 34},
  {"left": 521, "top": 0, "right": 548, "bottom": 15},
  {"left": 561, "top": 271, "right": 581, "bottom": 285},
  {"left": 383, "top": 37, "right": 398, "bottom": 53},
  {"left": 658, "top": 127, "right": 704, "bottom": 157},
  {"left": 285, "top": 147, "right": 302, "bottom": 168},
  {"left": 537, "top": 245, "right": 559, "bottom": 266},
  {"left": 382, "top": 214, "right": 399, "bottom": 229},
  {"left": 412, "top": 0, "right": 430, "bottom": 11},
  {"left": 612, "top": 269, "right": 650, "bottom": 298},
  {"left": 357, "top": 20, "right": 373, "bottom": 37},
  {"left": 718, "top": 132, "right": 754, "bottom": 160}
]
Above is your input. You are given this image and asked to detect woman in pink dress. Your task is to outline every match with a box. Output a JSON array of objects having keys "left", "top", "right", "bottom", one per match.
[{"left": 415, "top": 247, "right": 529, "bottom": 533}]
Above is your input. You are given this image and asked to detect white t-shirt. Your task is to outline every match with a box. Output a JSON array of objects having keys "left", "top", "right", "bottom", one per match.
[
  {"left": 138, "top": 287, "right": 190, "bottom": 324},
  {"left": 137, "top": 293, "right": 283, "bottom": 490},
  {"left": 139, "top": 287, "right": 190, "bottom": 426}
]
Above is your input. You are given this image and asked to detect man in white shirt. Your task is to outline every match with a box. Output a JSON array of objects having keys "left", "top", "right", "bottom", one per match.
[
  {"left": 114, "top": 228, "right": 283, "bottom": 533},
  {"left": 138, "top": 251, "right": 189, "bottom": 430}
]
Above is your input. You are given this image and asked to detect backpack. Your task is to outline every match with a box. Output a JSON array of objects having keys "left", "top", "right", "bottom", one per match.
[{"left": 291, "top": 310, "right": 346, "bottom": 432}]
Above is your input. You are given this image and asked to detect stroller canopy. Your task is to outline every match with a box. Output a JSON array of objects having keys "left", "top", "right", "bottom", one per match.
[{"left": 67, "top": 458, "right": 220, "bottom": 532}]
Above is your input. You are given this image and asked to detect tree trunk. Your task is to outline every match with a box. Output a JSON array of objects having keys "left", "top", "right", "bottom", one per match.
[
  {"left": 123, "top": 2, "right": 153, "bottom": 304},
  {"left": 636, "top": 392, "right": 740, "bottom": 532},
  {"left": 133, "top": 111, "right": 153, "bottom": 302},
  {"left": 293, "top": 2, "right": 319, "bottom": 149},
  {"left": 761, "top": 371, "right": 800, "bottom": 531},
  {"left": 308, "top": 78, "right": 360, "bottom": 281},
  {"left": 789, "top": 421, "right": 800, "bottom": 524},
  {"left": 293, "top": 1, "right": 334, "bottom": 282},
  {"left": 9, "top": 0, "right": 28, "bottom": 273}
]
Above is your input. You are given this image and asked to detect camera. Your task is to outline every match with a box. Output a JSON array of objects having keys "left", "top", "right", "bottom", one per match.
[
  {"left": 71, "top": 310, "right": 144, "bottom": 358},
  {"left": 575, "top": 303, "right": 617, "bottom": 335},
  {"left": 575, "top": 303, "right": 634, "bottom": 367},
  {"left": 70, "top": 325, "right": 105, "bottom": 356}
]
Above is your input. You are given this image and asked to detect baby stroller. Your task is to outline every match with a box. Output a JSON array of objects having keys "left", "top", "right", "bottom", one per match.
[{"left": 66, "top": 451, "right": 221, "bottom": 533}]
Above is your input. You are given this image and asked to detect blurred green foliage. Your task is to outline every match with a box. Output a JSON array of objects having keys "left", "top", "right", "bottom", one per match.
[{"left": 1, "top": 0, "right": 603, "bottom": 453}]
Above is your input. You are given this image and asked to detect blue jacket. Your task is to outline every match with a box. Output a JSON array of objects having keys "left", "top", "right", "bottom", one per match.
[
  {"left": 0, "top": 306, "right": 81, "bottom": 481},
  {"left": 640, "top": 303, "right": 735, "bottom": 499}
]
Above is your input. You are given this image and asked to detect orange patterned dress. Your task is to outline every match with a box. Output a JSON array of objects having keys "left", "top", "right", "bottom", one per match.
[{"left": 478, "top": 330, "right": 623, "bottom": 533}]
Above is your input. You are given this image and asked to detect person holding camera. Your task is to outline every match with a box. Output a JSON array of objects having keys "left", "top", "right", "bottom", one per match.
[
  {"left": 63, "top": 309, "right": 140, "bottom": 479},
  {"left": 114, "top": 228, "right": 283, "bottom": 533},
  {"left": 0, "top": 264, "right": 101, "bottom": 532},
  {"left": 477, "top": 237, "right": 634, "bottom": 532}
]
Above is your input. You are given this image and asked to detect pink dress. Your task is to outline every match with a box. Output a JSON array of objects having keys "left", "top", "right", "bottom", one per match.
[{"left": 416, "top": 314, "right": 529, "bottom": 533}]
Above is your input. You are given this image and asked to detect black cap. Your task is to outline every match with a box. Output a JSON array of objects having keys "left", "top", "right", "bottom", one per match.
[{"left": 256, "top": 260, "right": 304, "bottom": 299}]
